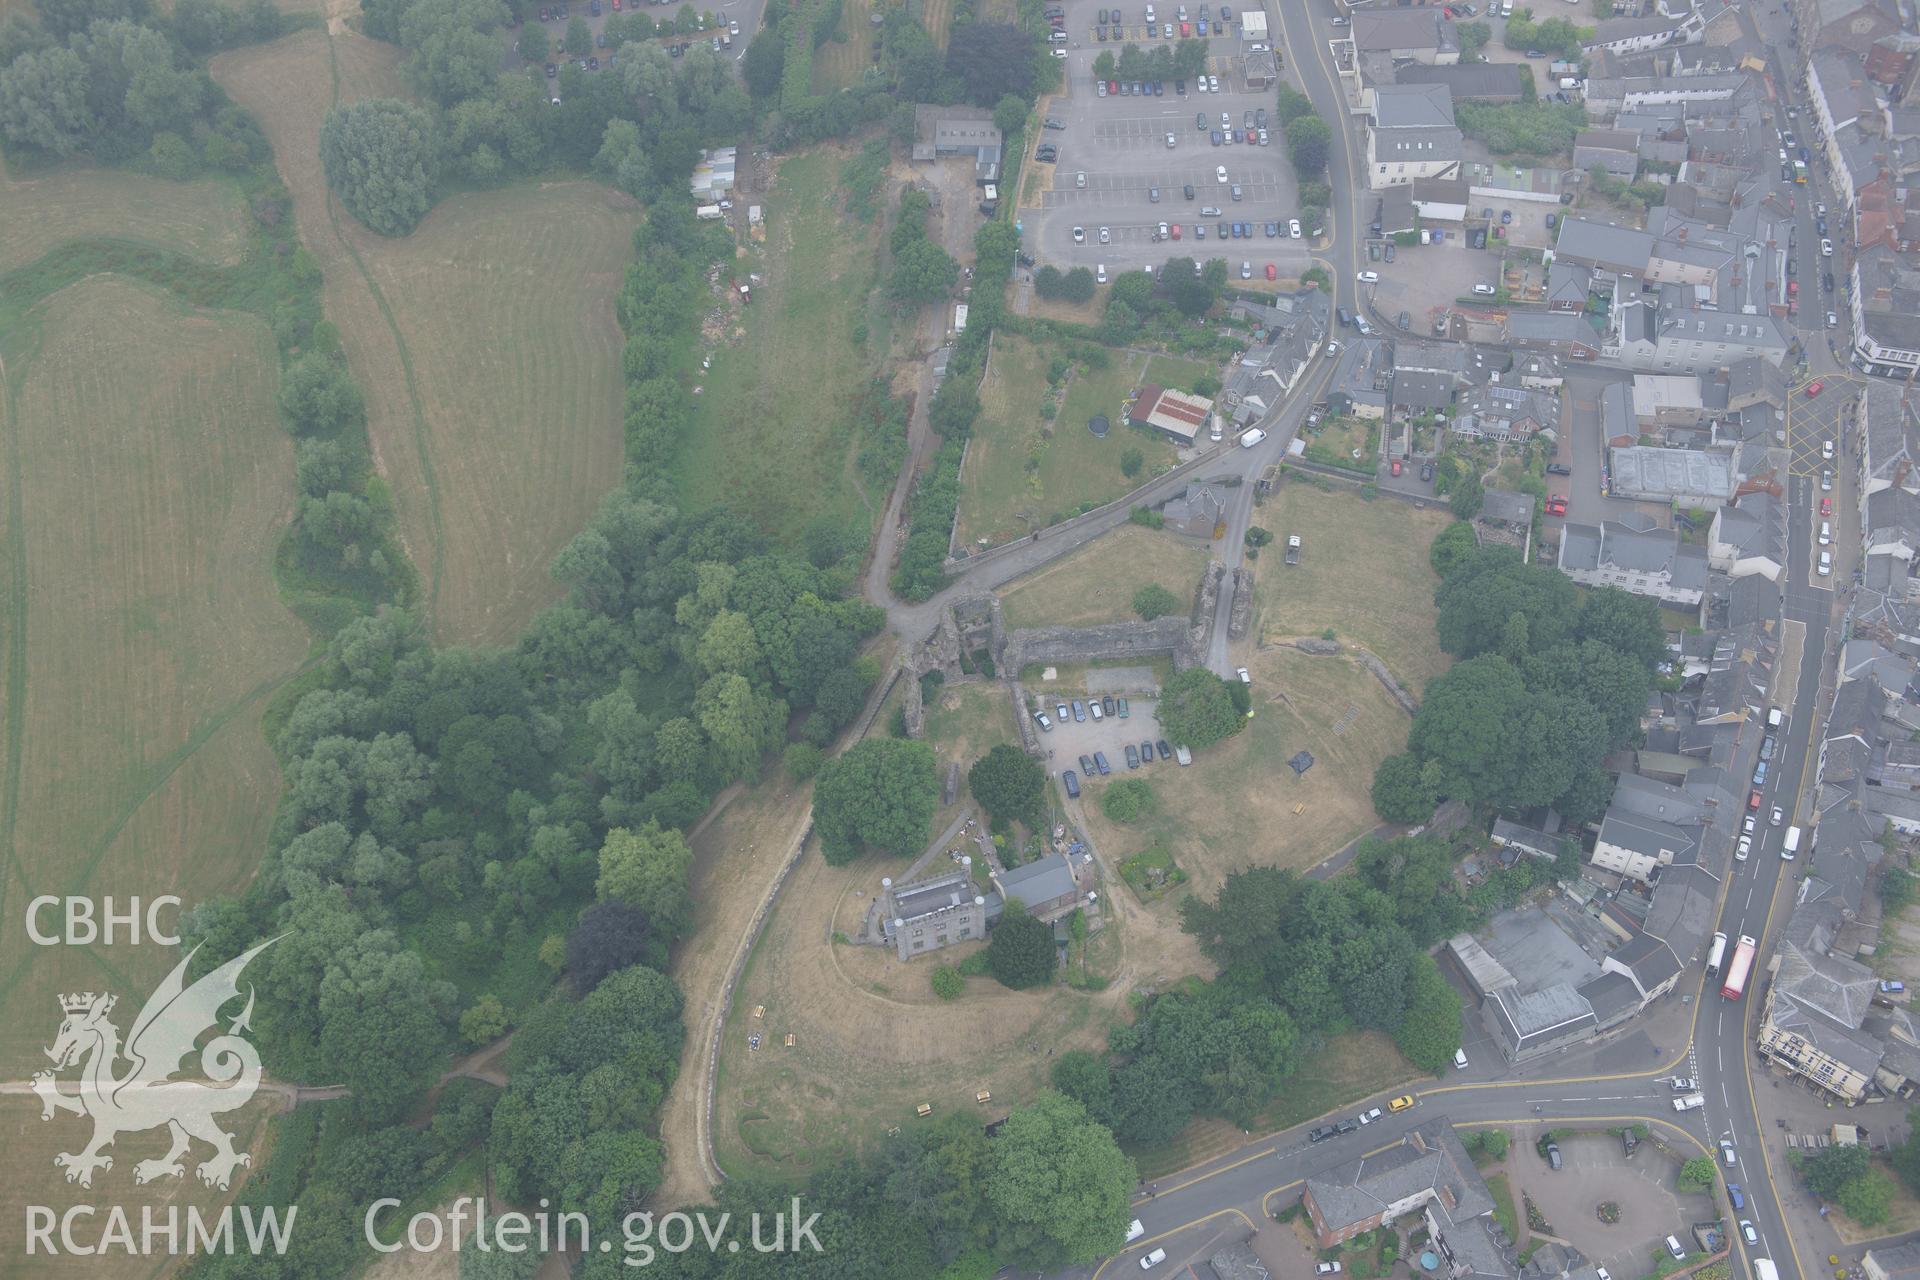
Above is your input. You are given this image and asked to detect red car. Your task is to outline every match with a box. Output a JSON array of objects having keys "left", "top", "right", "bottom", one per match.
[
  {"left": 1170, "top": 223, "right": 1181, "bottom": 240},
  {"left": 1807, "top": 380, "right": 1826, "bottom": 397},
  {"left": 1391, "top": 458, "right": 1402, "bottom": 476},
  {"left": 1180, "top": 19, "right": 1190, "bottom": 33},
  {"left": 1545, "top": 494, "right": 1568, "bottom": 516},
  {"left": 1749, "top": 789, "right": 1763, "bottom": 810},
  {"left": 1265, "top": 262, "right": 1277, "bottom": 280},
  {"left": 1245, "top": 127, "right": 1256, "bottom": 143},
  {"left": 1109, "top": 80, "right": 1120, "bottom": 95},
  {"left": 1821, "top": 496, "right": 1833, "bottom": 517}
]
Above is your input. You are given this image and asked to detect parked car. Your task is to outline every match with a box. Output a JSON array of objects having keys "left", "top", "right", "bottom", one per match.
[
  {"left": 1308, "top": 1125, "right": 1340, "bottom": 1143},
  {"left": 1093, "top": 751, "right": 1111, "bottom": 775},
  {"left": 1062, "top": 769, "right": 1079, "bottom": 798},
  {"left": 1156, "top": 739, "right": 1172, "bottom": 759},
  {"left": 1421, "top": 461, "right": 1435, "bottom": 481},
  {"left": 1125, "top": 744, "right": 1140, "bottom": 768},
  {"left": 1316, "top": 1265, "right": 1344, "bottom": 1277},
  {"left": 1547, "top": 462, "right": 1571, "bottom": 475},
  {"left": 1071, "top": 699, "right": 1086, "bottom": 721},
  {"left": 1078, "top": 753, "right": 1094, "bottom": 775},
  {"left": 1117, "top": 696, "right": 1130, "bottom": 718},
  {"left": 1102, "top": 694, "right": 1115, "bottom": 717},
  {"left": 1389, "top": 1095, "right": 1416, "bottom": 1112},
  {"left": 1033, "top": 710, "right": 1052, "bottom": 731}
]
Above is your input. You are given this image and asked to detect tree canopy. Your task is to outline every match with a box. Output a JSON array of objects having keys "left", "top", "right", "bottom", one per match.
[
  {"left": 968, "top": 744, "right": 1046, "bottom": 829},
  {"left": 1155, "top": 667, "right": 1247, "bottom": 750},
  {"left": 319, "top": 98, "right": 439, "bottom": 236},
  {"left": 986, "top": 1093, "right": 1135, "bottom": 1267},
  {"left": 812, "top": 737, "right": 940, "bottom": 863},
  {"left": 988, "top": 906, "right": 1056, "bottom": 989}
]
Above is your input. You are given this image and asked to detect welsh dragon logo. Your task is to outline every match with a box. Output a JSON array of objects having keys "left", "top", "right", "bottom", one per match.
[{"left": 31, "top": 938, "right": 276, "bottom": 1191}]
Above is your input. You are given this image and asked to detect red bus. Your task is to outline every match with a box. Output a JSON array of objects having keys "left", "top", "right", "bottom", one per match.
[{"left": 1720, "top": 935, "right": 1758, "bottom": 1000}]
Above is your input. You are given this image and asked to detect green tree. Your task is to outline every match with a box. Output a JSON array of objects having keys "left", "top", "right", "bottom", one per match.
[
  {"left": 890, "top": 237, "right": 961, "bottom": 302},
  {"left": 1050, "top": 1050, "right": 1117, "bottom": 1127},
  {"left": 1100, "top": 778, "right": 1155, "bottom": 823},
  {"left": 1061, "top": 266, "right": 1097, "bottom": 304},
  {"left": 319, "top": 98, "right": 439, "bottom": 237},
  {"left": 564, "top": 14, "right": 591, "bottom": 54},
  {"left": 1162, "top": 256, "right": 1217, "bottom": 316},
  {"left": 1429, "top": 521, "right": 1479, "bottom": 579},
  {"left": 1838, "top": 1170, "right": 1893, "bottom": 1226},
  {"left": 1287, "top": 114, "right": 1331, "bottom": 177},
  {"left": 931, "top": 965, "right": 964, "bottom": 1000},
  {"left": 1120, "top": 447, "right": 1145, "bottom": 478},
  {"left": 968, "top": 744, "right": 1047, "bottom": 828},
  {"left": 1449, "top": 469, "right": 1484, "bottom": 519},
  {"left": 812, "top": 737, "right": 940, "bottom": 863},
  {"left": 1393, "top": 955, "right": 1462, "bottom": 1071},
  {"left": 519, "top": 22, "right": 549, "bottom": 61},
  {"left": 1109, "top": 270, "right": 1155, "bottom": 314},
  {"left": 459, "top": 1221, "right": 543, "bottom": 1279},
  {"left": 1803, "top": 1143, "right": 1871, "bottom": 1199},
  {"left": 460, "top": 993, "right": 508, "bottom": 1045},
  {"left": 1132, "top": 583, "right": 1180, "bottom": 620},
  {"left": 987, "top": 1092, "right": 1135, "bottom": 1267},
  {"left": 319, "top": 931, "right": 454, "bottom": 1124},
  {"left": 1370, "top": 752, "right": 1437, "bottom": 823},
  {"left": 594, "top": 824, "right": 694, "bottom": 939},
  {"left": 992, "top": 91, "right": 1029, "bottom": 134},
  {"left": 784, "top": 741, "right": 823, "bottom": 779},
  {"left": 1457, "top": 19, "right": 1491, "bottom": 57},
  {"left": 1155, "top": 667, "right": 1246, "bottom": 749},
  {"left": 944, "top": 22, "right": 1033, "bottom": 105},
  {"left": 988, "top": 906, "right": 1056, "bottom": 990},
  {"left": 0, "top": 46, "right": 94, "bottom": 156},
  {"left": 1576, "top": 586, "right": 1667, "bottom": 669},
  {"left": 279, "top": 353, "right": 365, "bottom": 435}
]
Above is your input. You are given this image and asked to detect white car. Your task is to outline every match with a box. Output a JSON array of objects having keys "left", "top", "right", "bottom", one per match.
[
  {"left": 1166, "top": 132, "right": 1177, "bottom": 148},
  {"left": 1822, "top": 238, "right": 1835, "bottom": 256},
  {"left": 1099, "top": 226, "right": 1111, "bottom": 243},
  {"left": 1289, "top": 218, "right": 1301, "bottom": 238},
  {"left": 1240, "top": 260, "right": 1251, "bottom": 278},
  {"left": 1743, "top": 815, "right": 1756, "bottom": 835},
  {"left": 1736, "top": 835, "right": 1752, "bottom": 861},
  {"left": 1158, "top": 221, "right": 1169, "bottom": 238},
  {"left": 1454, "top": 1048, "right": 1469, "bottom": 1069},
  {"left": 1817, "top": 201, "right": 1828, "bottom": 216},
  {"left": 1822, "top": 469, "right": 1834, "bottom": 491},
  {"left": 1236, "top": 666, "right": 1252, "bottom": 682},
  {"left": 1741, "top": 1221, "right": 1759, "bottom": 1246},
  {"left": 1216, "top": 165, "right": 1229, "bottom": 183},
  {"left": 1471, "top": 283, "right": 1497, "bottom": 296},
  {"left": 1207, "top": 74, "right": 1219, "bottom": 91},
  {"left": 1195, "top": 75, "right": 1207, "bottom": 92},
  {"left": 1072, "top": 225, "right": 1086, "bottom": 243},
  {"left": 1771, "top": 806, "right": 1785, "bottom": 827},
  {"left": 1258, "top": 127, "right": 1269, "bottom": 145},
  {"left": 1819, "top": 550, "right": 1833, "bottom": 576},
  {"left": 1076, "top": 170, "right": 1087, "bottom": 188},
  {"left": 1357, "top": 1107, "right": 1383, "bottom": 1124},
  {"left": 1238, "top": 429, "right": 1265, "bottom": 449},
  {"left": 1823, "top": 438, "right": 1835, "bottom": 460},
  {"left": 1316, "top": 1265, "right": 1344, "bottom": 1276},
  {"left": 1050, "top": 47, "right": 1068, "bottom": 56},
  {"left": 1357, "top": 270, "right": 1379, "bottom": 284}
]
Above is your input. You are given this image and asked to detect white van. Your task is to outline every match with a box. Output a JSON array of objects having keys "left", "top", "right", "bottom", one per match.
[
  {"left": 1783, "top": 826, "right": 1802, "bottom": 860},
  {"left": 1666, "top": 1236, "right": 1688, "bottom": 1261},
  {"left": 1453, "top": 1047, "right": 1469, "bottom": 1069},
  {"left": 1141, "top": 1248, "right": 1168, "bottom": 1270},
  {"left": 1127, "top": 1219, "right": 1146, "bottom": 1243},
  {"left": 1240, "top": 428, "right": 1267, "bottom": 448},
  {"left": 1768, "top": 706, "right": 1784, "bottom": 729}
]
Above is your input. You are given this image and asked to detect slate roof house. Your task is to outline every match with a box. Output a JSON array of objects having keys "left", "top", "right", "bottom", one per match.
[
  {"left": 1302, "top": 1121, "right": 1494, "bottom": 1249},
  {"left": 1558, "top": 520, "right": 1710, "bottom": 607}
]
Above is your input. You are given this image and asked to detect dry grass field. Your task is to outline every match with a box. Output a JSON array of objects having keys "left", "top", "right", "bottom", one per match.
[
  {"left": 214, "top": 31, "right": 635, "bottom": 645},
  {"left": 0, "top": 156, "right": 250, "bottom": 273},
  {"left": 1078, "top": 646, "right": 1409, "bottom": 900},
  {"left": 1253, "top": 482, "right": 1454, "bottom": 696},
  {"left": 998, "top": 524, "right": 1210, "bottom": 630}
]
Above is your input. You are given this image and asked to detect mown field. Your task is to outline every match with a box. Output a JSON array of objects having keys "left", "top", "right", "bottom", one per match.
[
  {"left": 814, "top": 0, "right": 878, "bottom": 89},
  {"left": 214, "top": 31, "right": 636, "bottom": 645},
  {"left": 0, "top": 277, "right": 307, "bottom": 1076},
  {"left": 674, "top": 148, "right": 885, "bottom": 547},
  {"left": 0, "top": 156, "right": 251, "bottom": 273},
  {"left": 0, "top": 274, "right": 307, "bottom": 1272}
]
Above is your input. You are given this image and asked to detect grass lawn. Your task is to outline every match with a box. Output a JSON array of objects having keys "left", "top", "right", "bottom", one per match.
[
  {"left": 1142, "top": 352, "right": 1214, "bottom": 395},
  {"left": 1252, "top": 482, "right": 1454, "bottom": 696},
  {"left": 998, "top": 524, "right": 1210, "bottom": 630},
  {"left": 922, "top": 681, "right": 1022, "bottom": 828},
  {"left": 674, "top": 148, "right": 884, "bottom": 548},
  {"left": 1078, "top": 645, "right": 1412, "bottom": 900},
  {"left": 1486, "top": 1171, "right": 1520, "bottom": 1240},
  {"left": 955, "top": 334, "right": 1187, "bottom": 549},
  {"left": 814, "top": 0, "right": 880, "bottom": 88}
]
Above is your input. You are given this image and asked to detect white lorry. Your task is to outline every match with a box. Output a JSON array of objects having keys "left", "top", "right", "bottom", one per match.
[{"left": 1674, "top": 1093, "right": 1706, "bottom": 1112}]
